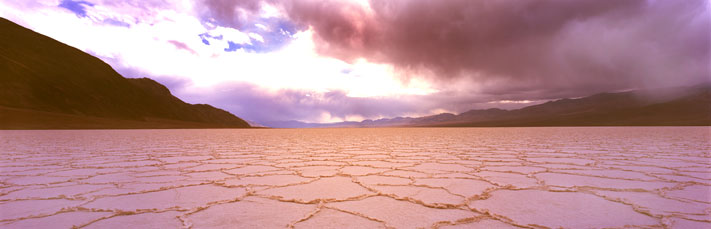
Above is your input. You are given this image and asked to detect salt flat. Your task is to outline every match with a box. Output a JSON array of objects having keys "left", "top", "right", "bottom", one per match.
[{"left": 0, "top": 127, "right": 709, "bottom": 228}]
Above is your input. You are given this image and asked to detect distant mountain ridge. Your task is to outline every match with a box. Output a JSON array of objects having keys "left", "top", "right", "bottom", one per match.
[
  {"left": 0, "top": 18, "right": 250, "bottom": 129},
  {"left": 269, "top": 83, "right": 711, "bottom": 128}
]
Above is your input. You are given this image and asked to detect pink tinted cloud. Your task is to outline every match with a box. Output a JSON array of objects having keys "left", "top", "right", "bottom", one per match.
[{"left": 167, "top": 40, "right": 198, "bottom": 55}]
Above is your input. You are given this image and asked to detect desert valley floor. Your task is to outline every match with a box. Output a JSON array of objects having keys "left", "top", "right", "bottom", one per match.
[{"left": 0, "top": 127, "right": 709, "bottom": 228}]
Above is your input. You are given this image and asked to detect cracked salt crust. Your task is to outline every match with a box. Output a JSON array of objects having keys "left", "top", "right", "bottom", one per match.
[
  {"left": 84, "top": 211, "right": 183, "bottom": 228},
  {"left": 468, "top": 189, "right": 659, "bottom": 228},
  {"left": 0, "top": 127, "right": 709, "bottom": 228},
  {"left": 293, "top": 208, "right": 386, "bottom": 228}
]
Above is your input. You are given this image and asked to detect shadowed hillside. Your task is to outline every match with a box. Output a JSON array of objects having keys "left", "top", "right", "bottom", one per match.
[{"left": 0, "top": 18, "right": 250, "bottom": 129}]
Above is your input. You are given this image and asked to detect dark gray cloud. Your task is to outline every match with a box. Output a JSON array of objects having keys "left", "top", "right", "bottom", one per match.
[{"left": 204, "top": 0, "right": 710, "bottom": 101}]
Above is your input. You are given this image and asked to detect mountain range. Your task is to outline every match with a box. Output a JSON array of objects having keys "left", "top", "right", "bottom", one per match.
[
  {"left": 0, "top": 18, "right": 250, "bottom": 129},
  {"left": 266, "top": 83, "right": 711, "bottom": 128}
]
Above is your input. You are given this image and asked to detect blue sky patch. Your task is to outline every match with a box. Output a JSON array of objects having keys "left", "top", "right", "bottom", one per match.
[
  {"left": 199, "top": 34, "right": 211, "bottom": 45},
  {"left": 199, "top": 33, "right": 225, "bottom": 46},
  {"left": 103, "top": 18, "right": 131, "bottom": 27},
  {"left": 239, "top": 18, "right": 298, "bottom": 53},
  {"left": 59, "top": 0, "right": 94, "bottom": 18},
  {"left": 224, "top": 41, "right": 242, "bottom": 52},
  {"left": 200, "top": 17, "right": 301, "bottom": 53}
]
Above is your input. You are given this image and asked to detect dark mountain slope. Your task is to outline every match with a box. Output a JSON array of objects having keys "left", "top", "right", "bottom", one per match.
[{"left": 0, "top": 18, "right": 249, "bottom": 129}]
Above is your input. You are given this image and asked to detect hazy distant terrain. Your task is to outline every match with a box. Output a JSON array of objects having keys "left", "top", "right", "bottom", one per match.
[
  {"left": 0, "top": 18, "right": 250, "bottom": 129},
  {"left": 271, "top": 84, "right": 711, "bottom": 128}
]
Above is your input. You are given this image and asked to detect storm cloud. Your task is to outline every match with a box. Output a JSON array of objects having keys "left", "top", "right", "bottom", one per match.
[{"left": 205, "top": 0, "right": 710, "bottom": 99}]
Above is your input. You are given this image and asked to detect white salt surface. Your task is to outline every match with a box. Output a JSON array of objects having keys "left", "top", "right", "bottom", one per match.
[{"left": 0, "top": 127, "right": 709, "bottom": 228}]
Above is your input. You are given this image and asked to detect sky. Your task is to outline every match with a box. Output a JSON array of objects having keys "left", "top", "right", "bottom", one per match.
[{"left": 1, "top": 0, "right": 709, "bottom": 125}]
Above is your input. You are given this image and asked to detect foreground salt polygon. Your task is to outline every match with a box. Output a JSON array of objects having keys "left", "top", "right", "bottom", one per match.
[{"left": 0, "top": 127, "right": 709, "bottom": 228}]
